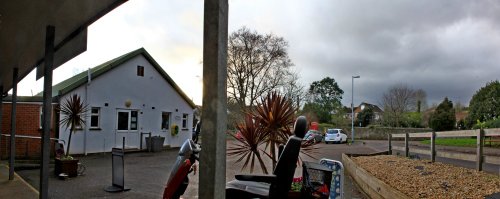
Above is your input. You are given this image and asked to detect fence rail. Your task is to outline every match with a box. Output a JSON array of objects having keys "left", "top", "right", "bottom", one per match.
[{"left": 389, "top": 128, "right": 500, "bottom": 171}]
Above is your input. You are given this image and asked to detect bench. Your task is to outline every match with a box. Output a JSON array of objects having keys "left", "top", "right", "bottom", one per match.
[{"left": 485, "top": 136, "right": 500, "bottom": 147}]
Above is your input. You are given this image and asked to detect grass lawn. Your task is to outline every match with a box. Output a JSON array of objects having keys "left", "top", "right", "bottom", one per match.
[{"left": 420, "top": 138, "right": 477, "bottom": 147}]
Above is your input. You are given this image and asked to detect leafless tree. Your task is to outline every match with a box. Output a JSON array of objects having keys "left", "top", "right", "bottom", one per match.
[
  {"left": 381, "top": 84, "right": 416, "bottom": 127},
  {"left": 280, "top": 70, "right": 306, "bottom": 110},
  {"left": 227, "top": 27, "right": 294, "bottom": 109}
]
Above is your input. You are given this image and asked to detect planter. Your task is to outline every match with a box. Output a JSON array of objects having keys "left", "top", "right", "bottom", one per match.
[
  {"left": 288, "top": 191, "right": 301, "bottom": 199},
  {"left": 342, "top": 152, "right": 411, "bottom": 199},
  {"left": 54, "top": 158, "right": 79, "bottom": 178}
]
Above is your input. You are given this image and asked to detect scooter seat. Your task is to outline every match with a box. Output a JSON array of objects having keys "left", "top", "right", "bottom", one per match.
[{"left": 226, "top": 180, "right": 270, "bottom": 198}]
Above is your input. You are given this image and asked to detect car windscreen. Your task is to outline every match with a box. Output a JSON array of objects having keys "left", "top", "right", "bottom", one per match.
[{"left": 326, "top": 129, "right": 339, "bottom": 134}]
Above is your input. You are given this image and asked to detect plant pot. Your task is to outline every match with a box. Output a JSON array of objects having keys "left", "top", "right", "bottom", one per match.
[
  {"left": 54, "top": 158, "right": 79, "bottom": 178},
  {"left": 288, "top": 191, "right": 301, "bottom": 199}
]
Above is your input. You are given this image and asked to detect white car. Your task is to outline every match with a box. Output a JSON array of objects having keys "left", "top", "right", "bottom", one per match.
[{"left": 324, "top": 129, "right": 348, "bottom": 144}]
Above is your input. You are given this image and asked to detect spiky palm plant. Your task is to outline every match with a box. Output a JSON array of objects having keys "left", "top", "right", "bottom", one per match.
[
  {"left": 228, "top": 91, "right": 320, "bottom": 174},
  {"left": 253, "top": 91, "right": 297, "bottom": 170},
  {"left": 227, "top": 114, "right": 269, "bottom": 174},
  {"left": 59, "top": 94, "right": 88, "bottom": 158}
]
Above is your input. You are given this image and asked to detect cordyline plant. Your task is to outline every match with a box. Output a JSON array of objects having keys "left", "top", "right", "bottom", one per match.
[
  {"left": 227, "top": 114, "right": 269, "bottom": 174},
  {"left": 228, "top": 91, "right": 319, "bottom": 174},
  {"left": 59, "top": 94, "right": 88, "bottom": 158}
]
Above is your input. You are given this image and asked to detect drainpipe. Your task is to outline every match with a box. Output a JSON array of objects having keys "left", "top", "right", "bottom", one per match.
[{"left": 84, "top": 68, "right": 91, "bottom": 155}]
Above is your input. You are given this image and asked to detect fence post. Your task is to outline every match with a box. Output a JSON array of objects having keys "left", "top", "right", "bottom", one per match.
[
  {"left": 405, "top": 133, "right": 409, "bottom": 158},
  {"left": 476, "top": 129, "right": 484, "bottom": 171},
  {"left": 431, "top": 131, "right": 436, "bottom": 163},
  {"left": 388, "top": 134, "right": 392, "bottom": 155}
]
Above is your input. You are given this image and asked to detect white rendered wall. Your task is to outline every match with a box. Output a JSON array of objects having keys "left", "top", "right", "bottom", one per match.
[{"left": 59, "top": 54, "right": 194, "bottom": 154}]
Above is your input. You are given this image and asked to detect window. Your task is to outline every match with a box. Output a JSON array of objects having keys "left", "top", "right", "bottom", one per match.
[
  {"left": 182, "top": 114, "right": 189, "bottom": 129},
  {"left": 90, "top": 107, "right": 100, "bottom": 128},
  {"left": 161, "top": 112, "right": 171, "bottom": 130},
  {"left": 39, "top": 106, "right": 53, "bottom": 129},
  {"left": 39, "top": 107, "right": 43, "bottom": 129},
  {"left": 117, "top": 110, "right": 138, "bottom": 131},
  {"left": 137, "top": 65, "right": 144, "bottom": 76}
]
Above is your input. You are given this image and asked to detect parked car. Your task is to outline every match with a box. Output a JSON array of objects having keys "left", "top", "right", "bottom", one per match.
[
  {"left": 303, "top": 130, "right": 323, "bottom": 143},
  {"left": 324, "top": 129, "right": 348, "bottom": 144}
]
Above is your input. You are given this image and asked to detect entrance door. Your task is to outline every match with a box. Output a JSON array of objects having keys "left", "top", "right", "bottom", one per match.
[{"left": 115, "top": 109, "right": 140, "bottom": 148}]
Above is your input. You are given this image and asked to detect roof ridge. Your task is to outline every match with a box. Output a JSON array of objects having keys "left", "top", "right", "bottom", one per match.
[{"left": 37, "top": 47, "right": 196, "bottom": 108}]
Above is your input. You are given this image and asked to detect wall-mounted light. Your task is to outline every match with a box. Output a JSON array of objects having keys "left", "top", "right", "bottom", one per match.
[{"left": 125, "top": 99, "right": 132, "bottom": 107}]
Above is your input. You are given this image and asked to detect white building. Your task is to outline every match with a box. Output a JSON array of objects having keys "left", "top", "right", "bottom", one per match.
[{"left": 53, "top": 48, "right": 196, "bottom": 154}]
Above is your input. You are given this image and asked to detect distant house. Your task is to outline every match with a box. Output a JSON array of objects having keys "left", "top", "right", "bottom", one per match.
[
  {"left": 345, "top": 102, "right": 383, "bottom": 121},
  {"left": 2, "top": 48, "right": 196, "bottom": 156}
]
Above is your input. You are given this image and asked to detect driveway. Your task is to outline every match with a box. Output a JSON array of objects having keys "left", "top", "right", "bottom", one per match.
[{"left": 16, "top": 140, "right": 382, "bottom": 198}]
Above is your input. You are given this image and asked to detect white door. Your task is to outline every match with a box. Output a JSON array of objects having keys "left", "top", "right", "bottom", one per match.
[{"left": 115, "top": 109, "right": 140, "bottom": 148}]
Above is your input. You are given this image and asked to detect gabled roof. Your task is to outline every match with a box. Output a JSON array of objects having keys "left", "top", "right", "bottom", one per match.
[
  {"left": 354, "top": 102, "right": 383, "bottom": 113},
  {"left": 40, "top": 48, "right": 196, "bottom": 108}
]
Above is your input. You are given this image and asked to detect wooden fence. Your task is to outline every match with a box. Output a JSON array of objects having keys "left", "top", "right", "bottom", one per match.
[{"left": 389, "top": 128, "right": 500, "bottom": 171}]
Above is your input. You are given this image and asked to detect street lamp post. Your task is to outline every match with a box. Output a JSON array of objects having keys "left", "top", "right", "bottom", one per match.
[{"left": 351, "top": 75, "right": 360, "bottom": 143}]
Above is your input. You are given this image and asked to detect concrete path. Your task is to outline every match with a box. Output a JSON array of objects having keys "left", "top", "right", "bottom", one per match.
[{"left": 0, "top": 163, "right": 38, "bottom": 199}]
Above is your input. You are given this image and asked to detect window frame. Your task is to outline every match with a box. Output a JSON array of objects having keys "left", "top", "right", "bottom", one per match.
[
  {"left": 182, "top": 113, "right": 189, "bottom": 129},
  {"left": 137, "top": 65, "right": 144, "bottom": 77},
  {"left": 116, "top": 110, "right": 139, "bottom": 131},
  {"left": 90, "top": 107, "right": 100, "bottom": 129},
  {"left": 39, "top": 106, "right": 43, "bottom": 129},
  {"left": 161, "top": 112, "right": 171, "bottom": 131}
]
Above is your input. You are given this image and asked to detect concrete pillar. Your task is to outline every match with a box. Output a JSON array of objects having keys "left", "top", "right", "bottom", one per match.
[
  {"left": 9, "top": 67, "right": 18, "bottom": 180},
  {"left": 199, "top": 0, "right": 228, "bottom": 198},
  {"left": 40, "top": 25, "right": 55, "bottom": 199}
]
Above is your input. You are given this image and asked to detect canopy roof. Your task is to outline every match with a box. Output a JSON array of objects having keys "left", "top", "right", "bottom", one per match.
[{"left": 0, "top": 0, "right": 127, "bottom": 94}]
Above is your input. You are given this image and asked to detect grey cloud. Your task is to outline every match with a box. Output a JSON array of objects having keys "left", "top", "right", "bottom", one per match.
[{"left": 269, "top": 1, "right": 500, "bottom": 107}]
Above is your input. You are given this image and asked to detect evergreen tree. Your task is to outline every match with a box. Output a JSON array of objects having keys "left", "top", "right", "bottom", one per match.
[
  {"left": 429, "top": 97, "right": 456, "bottom": 131},
  {"left": 466, "top": 81, "right": 500, "bottom": 128}
]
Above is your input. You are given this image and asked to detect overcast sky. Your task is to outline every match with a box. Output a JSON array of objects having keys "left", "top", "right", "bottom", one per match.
[{"left": 17, "top": 0, "right": 500, "bottom": 107}]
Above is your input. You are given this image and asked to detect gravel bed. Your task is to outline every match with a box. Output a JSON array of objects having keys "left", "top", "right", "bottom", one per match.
[{"left": 352, "top": 155, "right": 500, "bottom": 198}]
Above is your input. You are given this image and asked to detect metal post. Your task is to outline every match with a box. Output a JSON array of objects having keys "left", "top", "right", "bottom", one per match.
[
  {"left": 9, "top": 67, "right": 18, "bottom": 180},
  {"left": 477, "top": 129, "right": 484, "bottom": 171},
  {"left": 388, "top": 134, "right": 392, "bottom": 155},
  {"left": 351, "top": 78, "right": 354, "bottom": 143},
  {"left": 40, "top": 25, "right": 55, "bottom": 199},
  {"left": 404, "top": 133, "right": 409, "bottom": 158},
  {"left": 200, "top": 0, "right": 228, "bottom": 198},
  {"left": 431, "top": 131, "right": 436, "bottom": 162},
  {"left": 351, "top": 76, "right": 359, "bottom": 143}
]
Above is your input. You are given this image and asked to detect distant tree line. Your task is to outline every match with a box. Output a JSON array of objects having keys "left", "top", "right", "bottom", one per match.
[{"left": 225, "top": 27, "right": 499, "bottom": 131}]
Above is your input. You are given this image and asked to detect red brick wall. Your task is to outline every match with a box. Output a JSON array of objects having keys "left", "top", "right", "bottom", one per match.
[{"left": 1, "top": 102, "right": 56, "bottom": 159}]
